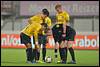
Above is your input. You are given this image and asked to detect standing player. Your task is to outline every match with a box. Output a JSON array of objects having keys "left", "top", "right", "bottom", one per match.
[
  {"left": 20, "top": 9, "right": 49, "bottom": 63},
  {"left": 52, "top": 4, "right": 76, "bottom": 64},
  {"left": 35, "top": 9, "right": 52, "bottom": 62}
]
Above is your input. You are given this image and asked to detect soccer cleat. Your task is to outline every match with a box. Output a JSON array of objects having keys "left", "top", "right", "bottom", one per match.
[
  {"left": 57, "top": 60, "right": 62, "bottom": 63},
  {"left": 43, "top": 59, "right": 46, "bottom": 62},
  {"left": 67, "top": 60, "right": 76, "bottom": 64},
  {"left": 42, "top": 60, "right": 46, "bottom": 63},
  {"left": 57, "top": 60, "right": 66, "bottom": 64},
  {"left": 57, "top": 60, "right": 61, "bottom": 63},
  {"left": 61, "top": 60, "right": 66, "bottom": 64},
  {"left": 41, "top": 61, "right": 46, "bottom": 63},
  {"left": 36, "top": 60, "right": 45, "bottom": 63},
  {"left": 26, "top": 61, "right": 32, "bottom": 64},
  {"left": 31, "top": 60, "right": 36, "bottom": 64}
]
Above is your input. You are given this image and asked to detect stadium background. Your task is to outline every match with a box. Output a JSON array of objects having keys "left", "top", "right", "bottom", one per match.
[{"left": 1, "top": 1, "right": 99, "bottom": 66}]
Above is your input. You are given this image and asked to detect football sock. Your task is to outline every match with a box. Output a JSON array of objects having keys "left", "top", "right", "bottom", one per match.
[
  {"left": 59, "top": 48, "right": 63, "bottom": 60},
  {"left": 55, "top": 49, "right": 58, "bottom": 57},
  {"left": 42, "top": 48, "right": 46, "bottom": 61},
  {"left": 37, "top": 51, "right": 40, "bottom": 60},
  {"left": 26, "top": 48, "right": 32, "bottom": 61},
  {"left": 63, "top": 48, "right": 66, "bottom": 62},
  {"left": 68, "top": 47, "right": 76, "bottom": 61},
  {"left": 61, "top": 48, "right": 66, "bottom": 62},
  {"left": 32, "top": 49, "right": 36, "bottom": 61},
  {"left": 64, "top": 47, "right": 67, "bottom": 61}
]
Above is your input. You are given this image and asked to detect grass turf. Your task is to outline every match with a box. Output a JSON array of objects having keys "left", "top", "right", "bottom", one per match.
[{"left": 1, "top": 48, "right": 99, "bottom": 66}]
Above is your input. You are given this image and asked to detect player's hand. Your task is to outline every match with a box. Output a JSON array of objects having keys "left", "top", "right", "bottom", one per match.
[
  {"left": 35, "top": 42, "right": 38, "bottom": 45},
  {"left": 56, "top": 42, "right": 59, "bottom": 45},
  {"left": 64, "top": 40, "right": 67, "bottom": 43},
  {"left": 55, "top": 42, "right": 59, "bottom": 49},
  {"left": 64, "top": 40, "right": 68, "bottom": 47},
  {"left": 62, "top": 33, "right": 66, "bottom": 41},
  {"left": 62, "top": 33, "right": 66, "bottom": 37},
  {"left": 35, "top": 42, "right": 39, "bottom": 49}
]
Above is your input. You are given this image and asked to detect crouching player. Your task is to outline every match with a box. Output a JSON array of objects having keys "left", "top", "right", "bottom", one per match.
[
  {"left": 36, "top": 9, "right": 52, "bottom": 62},
  {"left": 20, "top": 9, "right": 49, "bottom": 63}
]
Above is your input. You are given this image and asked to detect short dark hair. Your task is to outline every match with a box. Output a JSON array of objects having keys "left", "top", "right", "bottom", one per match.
[
  {"left": 42, "top": 8, "right": 49, "bottom": 16},
  {"left": 41, "top": 22, "right": 48, "bottom": 28}
]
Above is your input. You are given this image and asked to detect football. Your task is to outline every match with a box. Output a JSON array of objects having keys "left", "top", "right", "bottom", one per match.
[{"left": 45, "top": 56, "right": 52, "bottom": 63}]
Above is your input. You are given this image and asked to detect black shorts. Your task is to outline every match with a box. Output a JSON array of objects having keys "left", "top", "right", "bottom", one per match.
[
  {"left": 38, "top": 34, "right": 47, "bottom": 46},
  {"left": 20, "top": 33, "right": 32, "bottom": 45},
  {"left": 52, "top": 24, "right": 76, "bottom": 43},
  {"left": 52, "top": 24, "right": 63, "bottom": 44},
  {"left": 66, "top": 26, "right": 76, "bottom": 41}
]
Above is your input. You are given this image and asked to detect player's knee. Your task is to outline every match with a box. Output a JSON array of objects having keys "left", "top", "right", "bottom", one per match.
[
  {"left": 26, "top": 43, "right": 32, "bottom": 48},
  {"left": 67, "top": 41, "right": 73, "bottom": 48},
  {"left": 68, "top": 45, "right": 72, "bottom": 48},
  {"left": 60, "top": 41, "right": 66, "bottom": 48}
]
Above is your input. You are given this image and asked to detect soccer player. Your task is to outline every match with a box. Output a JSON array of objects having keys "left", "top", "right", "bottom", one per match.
[
  {"left": 52, "top": 4, "right": 76, "bottom": 64},
  {"left": 35, "top": 9, "right": 52, "bottom": 62},
  {"left": 20, "top": 9, "right": 49, "bottom": 63}
]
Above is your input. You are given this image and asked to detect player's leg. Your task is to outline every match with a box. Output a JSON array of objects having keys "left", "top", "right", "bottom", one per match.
[
  {"left": 59, "top": 41, "right": 67, "bottom": 64},
  {"left": 62, "top": 40, "right": 68, "bottom": 63},
  {"left": 35, "top": 34, "right": 42, "bottom": 61},
  {"left": 31, "top": 35, "right": 40, "bottom": 62},
  {"left": 35, "top": 44, "right": 40, "bottom": 62},
  {"left": 58, "top": 40, "right": 68, "bottom": 64},
  {"left": 58, "top": 41, "right": 64, "bottom": 62},
  {"left": 52, "top": 24, "right": 59, "bottom": 63},
  {"left": 20, "top": 33, "right": 33, "bottom": 63},
  {"left": 52, "top": 24, "right": 67, "bottom": 64},
  {"left": 54, "top": 42, "right": 59, "bottom": 63},
  {"left": 35, "top": 34, "right": 46, "bottom": 62},
  {"left": 26, "top": 43, "right": 33, "bottom": 63},
  {"left": 57, "top": 24, "right": 67, "bottom": 64},
  {"left": 67, "top": 31, "right": 76, "bottom": 64},
  {"left": 52, "top": 24, "right": 66, "bottom": 63},
  {"left": 29, "top": 35, "right": 40, "bottom": 63},
  {"left": 42, "top": 35, "right": 47, "bottom": 62},
  {"left": 36, "top": 46, "right": 40, "bottom": 61},
  {"left": 67, "top": 41, "right": 76, "bottom": 64}
]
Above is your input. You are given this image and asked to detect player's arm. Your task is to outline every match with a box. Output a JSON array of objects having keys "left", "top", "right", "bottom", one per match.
[
  {"left": 33, "top": 31, "right": 38, "bottom": 44},
  {"left": 45, "top": 17, "right": 52, "bottom": 31},
  {"left": 33, "top": 25, "right": 41, "bottom": 45},
  {"left": 47, "top": 18, "right": 52, "bottom": 27},
  {"left": 63, "top": 12, "right": 70, "bottom": 34},
  {"left": 46, "top": 18, "right": 52, "bottom": 36}
]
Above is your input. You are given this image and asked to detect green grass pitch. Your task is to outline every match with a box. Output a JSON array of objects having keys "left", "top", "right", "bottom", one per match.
[{"left": 1, "top": 48, "right": 99, "bottom": 66}]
